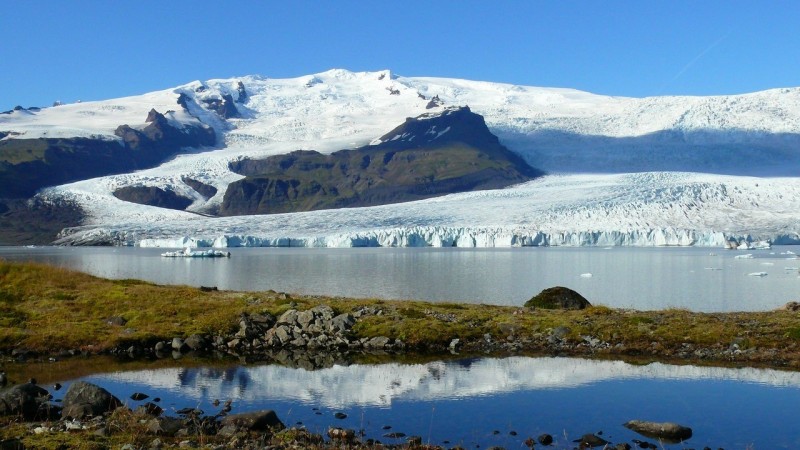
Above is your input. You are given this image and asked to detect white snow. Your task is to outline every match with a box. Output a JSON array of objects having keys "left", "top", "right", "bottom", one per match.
[{"left": 2, "top": 68, "right": 799, "bottom": 247}]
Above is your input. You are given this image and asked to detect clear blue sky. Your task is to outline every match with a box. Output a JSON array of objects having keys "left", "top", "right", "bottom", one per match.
[{"left": 2, "top": 0, "right": 799, "bottom": 109}]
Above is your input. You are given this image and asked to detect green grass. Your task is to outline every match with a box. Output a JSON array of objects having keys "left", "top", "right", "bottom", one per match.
[{"left": 2, "top": 260, "right": 800, "bottom": 368}]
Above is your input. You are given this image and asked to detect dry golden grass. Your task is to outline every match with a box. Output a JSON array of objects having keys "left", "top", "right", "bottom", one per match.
[{"left": 2, "top": 260, "right": 800, "bottom": 367}]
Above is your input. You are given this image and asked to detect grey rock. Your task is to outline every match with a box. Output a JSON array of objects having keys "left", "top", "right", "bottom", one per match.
[
  {"left": 311, "top": 304, "right": 336, "bottom": 321},
  {"left": 146, "top": 416, "right": 184, "bottom": 436},
  {"left": 106, "top": 316, "right": 127, "bottom": 326},
  {"left": 327, "top": 426, "right": 356, "bottom": 441},
  {"left": 575, "top": 433, "right": 608, "bottom": 447},
  {"left": 365, "top": 336, "right": 391, "bottom": 349},
  {"left": 537, "top": 433, "right": 553, "bottom": 445},
  {"left": 623, "top": 420, "right": 692, "bottom": 442},
  {"left": 171, "top": 337, "right": 188, "bottom": 352},
  {"left": 297, "top": 310, "right": 315, "bottom": 328},
  {"left": 330, "top": 313, "right": 356, "bottom": 332},
  {"left": 183, "top": 334, "right": 207, "bottom": 351},
  {"left": 551, "top": 326, "right": 571, "bottom": 339},
  {"left": 136, "top": 402, "right": 164, "bottom": 417},
  {"left": 62, "top": 381, "right": 122, "bottom": 419},
  {"left": 277, "top": 309, "right": 299, "bottom": 326},
  {"left": 274, "top": 325, "right": 292, "bottom": 344},
  {"left": 220, "top": 410, "right": 285, "bottom": 431}
]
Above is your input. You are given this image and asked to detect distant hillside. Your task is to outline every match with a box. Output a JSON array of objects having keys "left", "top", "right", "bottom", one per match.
[{"left": 218, "top": 107, "right": 542, "bottom": 215}]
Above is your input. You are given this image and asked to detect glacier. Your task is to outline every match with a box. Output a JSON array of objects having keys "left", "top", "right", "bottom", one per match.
[{"left": 3, "top": 69, "right": 800, "bottom": 247}]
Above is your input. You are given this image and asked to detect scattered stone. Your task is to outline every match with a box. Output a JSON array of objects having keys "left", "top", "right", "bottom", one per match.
[
  {"left": 407, "top": 435, "right": 422, "bottom": 445},
  {"left": 327, "top": 427, "right": 356, "bottom": 442},
  {"left": 384, "top": 432, "right": 406, "bottom": 438},
  {"left": 146, "top": 416, "right": 184, "bottom": 436},
  {"left": 131, "top": 392, "right": 149, "bottom": 401},
  {"left": 575, "top": 433, "right": 609, "bottom": 447},
  {"left": 220, "top": 410, "right": 285, "bottom": 431},
  {"left": 525, "top": 286, "right": 592, "bottom": 309},
  {"left": 62, "top": 381, "right": 122, "bottom": 419},
  {"left": 538, "top": 433, "right": 554, "bottom": 445},
  {"left": 624, "top": 420, "right": 693, "bottom": 442},
  {"left": 183, "top": 334, "right": 208, "bottom": 352},
  {"left": 334, "top": 412, "right": 348, "bottom": 419},
  {"left": 106, "top": 316, "right": 127, "bottom": 326},
  {"left": 136, "top": 402, "right": 164, "bottom": 417}
]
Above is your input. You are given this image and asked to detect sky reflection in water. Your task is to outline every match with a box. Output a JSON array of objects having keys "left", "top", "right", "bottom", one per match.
[{"left": 52, "top": 356, "right": 800, "bottom": 449}]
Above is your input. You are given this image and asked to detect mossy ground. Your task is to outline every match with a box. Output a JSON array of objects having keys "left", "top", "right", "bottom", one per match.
[{"left": 2, "top": 260, "right": 800, "bottom": 368}]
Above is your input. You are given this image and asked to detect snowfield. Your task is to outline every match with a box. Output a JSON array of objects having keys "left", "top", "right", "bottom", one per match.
[{"left": 3, "top": 69, "right": 799, "bottom": 247}]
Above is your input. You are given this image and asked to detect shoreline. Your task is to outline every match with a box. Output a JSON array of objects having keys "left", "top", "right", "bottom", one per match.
[{"left": 1, "top": 260, "right": 799, "bottom": 369}]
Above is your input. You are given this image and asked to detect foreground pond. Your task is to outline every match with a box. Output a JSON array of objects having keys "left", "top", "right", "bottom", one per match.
[
  {"left": 2, "top": 246, "right": 799, "bottom": 311},
  {"left": 22, "top": 356, "right": 800, "bottom": 449}
]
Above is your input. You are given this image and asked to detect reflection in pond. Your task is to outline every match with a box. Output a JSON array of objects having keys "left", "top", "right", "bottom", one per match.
[{"left": 60, "top": 356, "right": 800, "bottom": 449}]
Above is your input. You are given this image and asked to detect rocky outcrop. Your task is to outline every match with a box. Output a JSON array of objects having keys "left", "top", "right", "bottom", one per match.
[
  {"left": 0, "top": 110, "right": 215, "bottom": 199},
  {"left": 202, "top": 93, "right": 239, "bottom": 119},
  {"left": 142, "top": 305, "right": 404, "bottom": 369},
  {"left": 525, "top": 286, "right": 592, "bottom": 310},
  {"left": 220, "top": 107, "right": 543, "bottom": 215},
  {"left": 112, "top": 185, "right": 193, "bottom": 210},
  {"left": 182, "top": 177, "right": 217, "bottom": 199}
]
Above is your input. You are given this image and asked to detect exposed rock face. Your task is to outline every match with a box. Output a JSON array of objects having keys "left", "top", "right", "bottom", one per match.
[
  {"left": 220, "top": 107, "right": 543, "bottom": 215},
  {"left": 62, "top": 381, "right": 122, "bottom": 419},
  {"left": 525, "top": 286, "right": 592, "bottom": 309},
  {"left": 112, "top": 185, "right": 193, "bottom": 210},
  {"left": 182, "top": 177, "right": 217, "bottom": 199},
  {"left": 623, "top": 420, "right": 693, "bottom": 442},
  {"left": 0, "top": 109, "right": 215, "bottom": 199},
  {"left": 202, "top": 94, "right": 239, "bottom": 118}
]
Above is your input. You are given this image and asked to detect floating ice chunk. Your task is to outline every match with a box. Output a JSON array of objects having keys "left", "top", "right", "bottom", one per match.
[
  {"left": 734, "top": 254, "right": 754, "bottom": 259},
  {"left": 784, "top": 267, "right": 799, "bottom": 271},
  {"left": 704, "top": 267, "right": 721, "bottom": 271},
  {"left": 161, "top": 247, "right": 231, "bottom": 258},
  {"left": 748, "top": 272, "right": 768, "bottom": 277},
  {"left": 760, "top": 262, "right": 775, "bottom": 266},
  {"left": 579, "top": 273, "right": 593, "bottom": 278}
]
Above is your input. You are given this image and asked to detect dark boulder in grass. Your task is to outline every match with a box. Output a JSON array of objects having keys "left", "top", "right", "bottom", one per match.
[
  {"left": 525, "top": 286, "right": 591, "bottom": 310},
  {"left": 623, "top": 420, "right": 693, "bottom": 443},
  {"left": 220, "top": 410, "right": 285, "bottom": 431}
]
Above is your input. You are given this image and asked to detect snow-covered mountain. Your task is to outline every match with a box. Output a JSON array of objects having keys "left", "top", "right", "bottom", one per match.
[{"left": 2, "top": 69, "right": 799, "bottom": 247}]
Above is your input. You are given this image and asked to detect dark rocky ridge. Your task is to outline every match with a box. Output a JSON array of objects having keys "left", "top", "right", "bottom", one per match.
[
  {"left": 113, "top": 186, "right": 194, "bottom": 211},
  {"left": 182, "top": 177, "right": 218, "bottom": 199},
  {"left": 220, "top": 107, "right": 543, "bottom": 215},
  {"left": 0, "top": 109, "right": 215, "bottom": 199}
]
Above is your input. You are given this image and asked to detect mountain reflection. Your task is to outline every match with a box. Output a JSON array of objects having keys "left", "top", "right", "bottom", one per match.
[{"left": 91, "top": 356, "right": 800, "bottom": 409}]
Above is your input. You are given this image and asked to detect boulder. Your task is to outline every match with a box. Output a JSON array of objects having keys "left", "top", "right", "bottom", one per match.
[
  {"left": 0, "top": 383, "right": 51, "bottom": 420},
  {"left": 575, "top": 433, "right": 609, "bottom": 447},
  {"left": 525, "top": 286, "right": 591, "bottom": 309},
  {"left": 220, "top": 410, "right": 285, "bottom": 431},
  {"left": 146, "top": 416, "right": 185, "bottom": 436},
  {"left": 623, "top": 420, "right": 692, "bottom": 442},
  {"left": 62, "top": 381, "right": 122, "bottom": 419},
  {"left": 183, "top": 334, "right": 208, "bottom": 352}
]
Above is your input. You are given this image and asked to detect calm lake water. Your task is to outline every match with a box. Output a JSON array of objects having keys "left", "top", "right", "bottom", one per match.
[
  {"left": 1, "top": 245, "right": 798, "bottom": 311},
  {"left": 31, "top": 356, "right": 799, "bottom": 449}
]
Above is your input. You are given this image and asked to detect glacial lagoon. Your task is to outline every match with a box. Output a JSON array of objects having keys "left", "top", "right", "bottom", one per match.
[
  {"left": 25, "top": 356, "right": 800, "bottom": 449},
  {"left": 1, "top": 245, "right": 798, "bottom": 311},
  {"left": 3, "top": 246, "right": 800, "bottom": 448}
]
